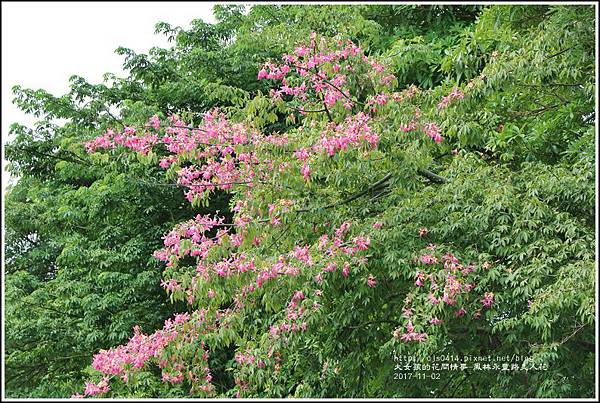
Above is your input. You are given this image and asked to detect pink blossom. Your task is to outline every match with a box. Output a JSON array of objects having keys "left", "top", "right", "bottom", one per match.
[
  {"left": 367, "top": 274, "right": 377, "bottom": 288},
  {"left": 159, "top": 158, "right": 171, "bottom": 169},
  {"left": 427, "top": 293, "right": 440, "bottom": 305},
  {"left": 353, "top": 236, "right": 370, "bottom": 251},
  {"left": 481, "top": 292, "right": 494, "bottom": 308},
  {"left": 335, "top": 221, "right": 351, "bottom": 237},
  {"left": 323, "top": 262, "right": 337, "bottom": 272},
  {"left": 149, "top": 114, "right": 161, "bottom": 130},
  {"left": 419, "top": 253, "right": 438, "bottom": 265},
  {"left": 301, "top": 162, "right": 311, "bottom": 181},
  {"left": 395, "top": 321, "right": 428, "bottom": 343},
  {"left": 318, "top": 234, "right": 329, "bottom": 250},
  {"left": 293, "top": 245, "right": 313, "bottom": 266},
  {"left": 424, "top": 122, "right": 443, "bottom": 143},
  {"left": 294, "top": 147, "right": 310, "bottom": 161},
  {"left": 342, "top": 262, "right": 350, "bottom": 277}
]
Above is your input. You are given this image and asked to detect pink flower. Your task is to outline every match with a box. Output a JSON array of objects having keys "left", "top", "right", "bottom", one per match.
[
  {"left": 430, "top": 317, "right": 442, "bottom": 325},
  {"left": 367, "top": 274, "right": 377, "bottom": 288},
  {"left": 323, "top": 262, "right": 337, "bottom": 272},
  {"left": 481, "top": 292, "right": 494, "bottom": 308},
  {"left": 427, "top": 293, "right": 439, "bottom": 305},
  {"left": 419, "top": 253, "right": 437, "bottom": 265},
  {"left": 207, "top": 289, "right": 216, "bottom": 298},
  {"left": 174, "top": 312, "right": 190, "bottom": 324},
  {"left": 353, "top": 236, "right": 370, "bottom": 251},
  {"left": 295, "top": 46, "right": 309, "bottom": 57},
  {"left": 342, "top": 262, "right": 350, "bottom": 277},
  {"left": 424, "top": 122, "right": 443, "bottom": 143},
  {"left": 318, "top": 234, "right": 329, "bottom": 250},
  {"left": 454, "top": 308, "right": 466, "bottom": 318},
  {"left": 373, "top": 222, "right": 382, "bottom": 229},
  {"left": 159, "top": 158, "right": 170, "bottom": 169},
  {"left": 149, "top": 114, "right": 161, "bottom": 130},
  {"left": 257, "top": 68, "right": 268, "bottom": 80},
  {"left": 301, "top": 162, "right": 311, "bottom": 181},
  {"left": 415, "top": 272, "right": 425, "bottom": 287},
  {"left": 293, "top": 245, "right": 313, "bottom": 266},
  {"left": 294, "top": 147, "right": 310, "bottom": 161},
  {"left": 335, "top": 222, "right": 351, "bottom": 237}
]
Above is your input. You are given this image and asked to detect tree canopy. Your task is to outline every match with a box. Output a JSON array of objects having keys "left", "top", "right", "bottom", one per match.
[{"left": 3, "top": 4, "right": 596, "bottom": 399}]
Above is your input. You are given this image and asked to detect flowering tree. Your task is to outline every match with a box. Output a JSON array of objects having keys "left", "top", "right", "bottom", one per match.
[
  {"left": 5, "top": 5, "right": 594, "bottom": 399},
  {"left": 74, "top": 33, "right": 504, "bottom": 398}
]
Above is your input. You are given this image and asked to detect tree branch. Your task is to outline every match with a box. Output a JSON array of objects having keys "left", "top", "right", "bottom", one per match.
[
  {"left": 416, "top": 168, "right": 448, "bottom": 184},
  {"left": 296, "top": 172, "right": 392, "bottom": 213}
]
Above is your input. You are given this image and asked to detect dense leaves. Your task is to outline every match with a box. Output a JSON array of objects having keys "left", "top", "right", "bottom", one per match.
[{"left": 3, "top": 4, "right": 595, "bottom": 398}]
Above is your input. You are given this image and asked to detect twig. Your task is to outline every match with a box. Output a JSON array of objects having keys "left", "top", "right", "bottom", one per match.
[
  {"left": 416, "top": 168, "right": 448, "bottom": 184},
  {"left": 296, "top": 172, "right": 393, "bottom": 213}
]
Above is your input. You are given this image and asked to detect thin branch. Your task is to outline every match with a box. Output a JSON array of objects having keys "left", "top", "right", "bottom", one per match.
[
  {"left": 20, "top": 302, "right": 82, "bottom": 320},
  {"left": 296, "top": 172, "right": 392, "bottom": 213},
  {"left": 547, "top": 47, "right": 571, "bottom": 58},
  {"left": 516, "top": 82, "right": 583, "bottom": 88},
  {"left": 291, "top": 63, "right": 365, "bottom": 106},
  {"left": 508, "top": 101, "right": 569, "bottom": 117},
  {"left": 416, "top": 168, "right": 448, "bottom": 184},
  {"left": 289, "top": 106, "right": 328, "bottom": 114}
]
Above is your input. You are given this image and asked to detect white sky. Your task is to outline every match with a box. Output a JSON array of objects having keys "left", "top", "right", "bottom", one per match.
[{"left": 1, "top": 1, "right": 218, "bottom": 193}]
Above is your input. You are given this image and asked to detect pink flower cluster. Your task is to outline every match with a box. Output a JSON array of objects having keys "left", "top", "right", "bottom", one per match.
[
  {"left": 73, "top": 377, "right": 110, "bottom": 397},
  {"left": 290, "top": 113, "right": 380, "bottom": 181},
  {"left": 83, "top": 127, "right": 159, "bottom": 155},
  {"left": 153, "top": 213, "right": 227, "bottom": 269},
  {"left": 367, "top": 274, "right": 377, "bottom": 288},
  {"left": 481, "top": 292, "right": 494, "bottom": 308},
  {"left": 437, "top": 86, "right": 465, "bottom": 109},
  {"left": 259, "top": 34, "right": 394, "bottom": 117},
  {"left": 235, "top": 350, "right": 266, "bottom": 368},
  {"left": 423, "top": 122, "right": 443, "bottom": 143},
  {"left": 408, "top": 241, "right": 496, "bottom": 333},
  {"left": 76, "top": 309, "right": 215, "bottom": 397},
  {"left": 269, "top": 290, "right": 308, "bottom": 339},
  {"left": 90, "top": 320, "right": 185, "bottom": 377},
  {"left": 393, "top": 321, "right": 428, "bottom": 342},
  {"left": 84, "top": 110, "right": 289, "bottom": 203}
]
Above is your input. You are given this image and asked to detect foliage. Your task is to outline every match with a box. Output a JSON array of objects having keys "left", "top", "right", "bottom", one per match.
[{"left": 3, "top": 4, "right": 595, "bottom": 399}]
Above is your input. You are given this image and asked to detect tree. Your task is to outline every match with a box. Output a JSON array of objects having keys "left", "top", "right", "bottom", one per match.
[
  {"left": 72, "top": 5, "right": 595, "bottom": 398},
  {"left": 4, "top": 4, "right": 594, "bottom": 399},
  {"left": 4, "top": 5, "right": 479, "bottom": 396}
]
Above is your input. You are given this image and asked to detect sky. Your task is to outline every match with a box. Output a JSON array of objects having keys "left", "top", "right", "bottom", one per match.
[{"left": 1, "top": 1, "right": 218, "bottom": 193}]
